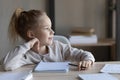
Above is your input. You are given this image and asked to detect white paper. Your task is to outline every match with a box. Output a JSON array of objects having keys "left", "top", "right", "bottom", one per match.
[
  {"left": 78, "top": 73, "right": 118, "bottom": 80},
  {"left": 0, "top": 70, "right": 32, "bottom": 80},
  {"left": 100, "top": 64, "right": 120, "bottom": 73},
  {"left": 34, "top": 62, "right": 69, "bottom": 72}
]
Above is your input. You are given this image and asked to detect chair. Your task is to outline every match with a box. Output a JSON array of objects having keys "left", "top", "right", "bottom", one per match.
[{"left": 53, "top": 35, "right": 70, "bottom": 45}]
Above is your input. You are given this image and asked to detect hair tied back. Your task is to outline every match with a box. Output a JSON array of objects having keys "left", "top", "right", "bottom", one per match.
[
  {"left": 15, "top": 8, "right": 23, "bottom": 18},
  {"left": 8, "top": 8, "right": 23, "bottom": 43}
]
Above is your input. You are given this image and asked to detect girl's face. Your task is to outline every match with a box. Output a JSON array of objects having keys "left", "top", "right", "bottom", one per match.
[{"left": 32, "top": 14, "right": 54, "bottom": 46}]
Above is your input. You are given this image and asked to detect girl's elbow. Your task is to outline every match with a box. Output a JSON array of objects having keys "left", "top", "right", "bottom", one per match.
[{"left": 3, "top": 63, "right": 20, "bottom": 71}]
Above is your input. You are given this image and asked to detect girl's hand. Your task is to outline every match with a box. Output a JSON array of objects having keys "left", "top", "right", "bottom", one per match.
[
  {"left": 28, "top": 38, "right": 40, "bottom": 53},
  {"left": 78, "top": 60, "right": 93, "bottom": 71}
]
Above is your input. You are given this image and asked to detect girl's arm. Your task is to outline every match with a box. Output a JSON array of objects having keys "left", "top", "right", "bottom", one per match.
[
  {"left": 58, "top": 41, "right": 95, "bottom": 70},
  {"left": 2, "top": 38, "right": 39, "bottom": 71},
  {"left": 59, "top": 42, "right": 95, "bottom": 62},
  {"left": 3, "top": 42, "right": 31, "bottom": 71}
]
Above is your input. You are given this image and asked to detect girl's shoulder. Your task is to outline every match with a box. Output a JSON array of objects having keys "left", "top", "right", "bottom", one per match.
[
  {"left": 50, "top": 40, "right": 70, "bottom": 48},
  {"left": 52, "top": 40, "right": 66, "bottom": 45}
]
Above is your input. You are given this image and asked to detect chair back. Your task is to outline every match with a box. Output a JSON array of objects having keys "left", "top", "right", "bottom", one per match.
[{"left": 53, "top": 35, "right": 70, "bottom": 45}]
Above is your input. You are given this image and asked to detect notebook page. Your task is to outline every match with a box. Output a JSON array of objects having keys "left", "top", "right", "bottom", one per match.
[
  {"left": 78, "top": 73, "right": 118, "bottom": 80},
  {"left": 100, "top": 64, "right": 120, "bottom": 73},
  {"left": 0, "top": 70, "right": 32, "bottom": 80}
]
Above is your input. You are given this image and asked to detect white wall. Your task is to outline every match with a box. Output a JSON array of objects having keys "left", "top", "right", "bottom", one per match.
[
  {"left": 55, "top": 0, "right": 107, "bottom": 38},
  {"left": 0, "top": 0, "right": 47, "bottom": 60}
]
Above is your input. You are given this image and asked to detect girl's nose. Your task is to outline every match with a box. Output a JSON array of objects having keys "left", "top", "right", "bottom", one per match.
[{"left": 50, "top": 28, "right": 55, "bottom": 34}]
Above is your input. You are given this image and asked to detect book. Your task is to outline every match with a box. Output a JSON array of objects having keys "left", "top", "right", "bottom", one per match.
[
  {"left": 70, "top": 27, "right": 95, "bottom": 36},
  {"left": 34, "top": 62, "right": 69, "bottom": 73},
  {"left": 70, "top": 32, "right": 94, "bottom": 36},
  {"left": 69, "top": 34, "right": 98, "bottom": 44},
  {"left": 100, "top": 64, "right": 120, "bottom": 73},
  {"left": 71, "top": 27, "right": 95, "bottom": 34},
  {"left": 78, "top": 73, "right": 118, "bottom": 80}
]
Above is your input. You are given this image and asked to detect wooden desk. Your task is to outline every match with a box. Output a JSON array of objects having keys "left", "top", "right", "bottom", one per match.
[{"left": 0, "top": 61, "right": 119, "bottom": 80}]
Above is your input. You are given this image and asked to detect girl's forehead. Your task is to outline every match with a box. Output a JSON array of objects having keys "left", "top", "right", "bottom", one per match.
[{"left": 38, "top": 15, "right": 51, "bottom": 26}]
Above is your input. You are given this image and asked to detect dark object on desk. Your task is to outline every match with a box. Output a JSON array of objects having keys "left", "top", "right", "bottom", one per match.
[{"left": 68, "top": 63, "right": 78, "bottom": 66}]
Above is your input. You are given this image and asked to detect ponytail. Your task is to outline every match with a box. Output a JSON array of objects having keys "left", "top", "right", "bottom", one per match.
[{"left": 8, "top": 8, "right": 23, "bottom": 43}]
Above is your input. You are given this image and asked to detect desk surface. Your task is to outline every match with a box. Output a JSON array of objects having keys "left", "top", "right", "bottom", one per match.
[{"left": 0, "top": 61, "right": 120, "bottom": 80}]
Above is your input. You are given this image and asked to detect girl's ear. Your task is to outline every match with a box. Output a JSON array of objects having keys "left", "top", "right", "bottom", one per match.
[{"left": 27, "top": 30, "right": 35, "bottom": 39}]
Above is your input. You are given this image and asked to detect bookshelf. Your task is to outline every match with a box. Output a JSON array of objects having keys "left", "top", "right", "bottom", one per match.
[{"left": 71, "top": 38, "right": 115, "bottom": 61}]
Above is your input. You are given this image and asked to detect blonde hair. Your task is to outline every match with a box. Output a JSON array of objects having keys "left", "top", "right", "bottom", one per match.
[
  {"left": 8, "top": 8, "right": 23, "bottom": 43},
  {"left": 8, "top": 8, "right": 46, "bottom": 43}
]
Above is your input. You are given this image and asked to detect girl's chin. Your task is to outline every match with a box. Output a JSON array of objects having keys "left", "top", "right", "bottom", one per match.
[
  {"left": 46, "top": 40, "right": 53, "bottom": 45},
  {"left": 49, "top": 41, "right": 53, "bottom": 44}
]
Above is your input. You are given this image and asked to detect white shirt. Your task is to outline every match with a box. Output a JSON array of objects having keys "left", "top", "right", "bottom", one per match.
[{"left": 2, "top": 40, "right": 95, "bottom": 70}]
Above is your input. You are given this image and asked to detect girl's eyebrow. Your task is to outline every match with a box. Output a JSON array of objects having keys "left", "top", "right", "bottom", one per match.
[{"left": 43, "top": 25, "right": 51, "bottom": 28}]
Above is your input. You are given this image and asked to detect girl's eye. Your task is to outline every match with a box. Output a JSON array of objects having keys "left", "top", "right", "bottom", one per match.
[
  {"left": 43, "top": 26, "right": 52, "bottom": 31},
  {"left": 44, "top": 28, "right": 49, "bottom": 30},
  {"left": 46, "top": 28, "right": 49, "bottom": 29}
]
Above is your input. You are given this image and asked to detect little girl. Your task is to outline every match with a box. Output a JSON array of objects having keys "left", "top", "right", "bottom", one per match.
[{"left": 2, "top": 8, "right": 95, "bottom": 71}]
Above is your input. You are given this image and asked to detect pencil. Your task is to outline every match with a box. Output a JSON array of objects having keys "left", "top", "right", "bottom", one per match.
[{"left": 69, "top": 63, "right": 78, "bottom": 66}]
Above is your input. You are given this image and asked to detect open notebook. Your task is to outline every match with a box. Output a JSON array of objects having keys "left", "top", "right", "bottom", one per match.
[
  {"left": 34, "top": 62, "right": 69, "bottom": 73},
  {"left": 100, "top": 64, "right": 120, "bottom": 73},
  {"left": 78, "top": 73, "right": 118, "bottom": 80},
  {"left": 0, "top": 70, "right": 32, "bottom": 80}
]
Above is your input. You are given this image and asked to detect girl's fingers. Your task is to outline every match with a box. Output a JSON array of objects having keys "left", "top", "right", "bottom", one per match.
[
  {"left": 30, "top": 38, "right": 40, "bottom": 53},
  {"left": 36, "top": 41, "right": 40, "bottom": 52},
  {"left": 32, "top": 38, "right": 39, "bottom": 44},
  {"left": 78, "top": 61, "right": 86, "bottom": 71},
  {"left": 78, "top": 62, "right": 82, "bottom": 71},
  {"left": 30, "top": 38, "right": 39, "bottom": 48},
  {"left": 78, "top": 61, "right": 92, "bottom": 71}
]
